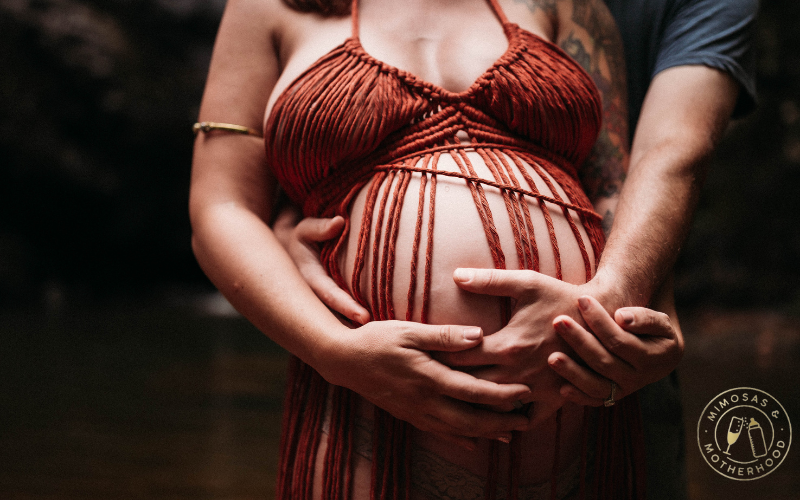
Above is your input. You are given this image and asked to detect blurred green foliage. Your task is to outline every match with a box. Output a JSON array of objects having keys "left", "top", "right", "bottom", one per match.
[{"left": 0, "top": 0, "right": 798, "bottom": 309}]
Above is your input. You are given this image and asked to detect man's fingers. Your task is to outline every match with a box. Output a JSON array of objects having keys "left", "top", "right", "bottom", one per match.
[
  {"left": 430, "top": 362, "right": 531, "bottom": 408},
  {"left": 575, "top": 296, "right": 644, "bottom": 360},
  {"left": 294, "top": 215, "right": 345, "bottom": 243},
  {"left": 615, "top": 307, "right": 675, "bottom": 338},
  {"left": 306, "top": 272, "right": 371, "bottom": 324},
  {"left": 558, "top": 384, "right": 603, "bottom": 407},
  {"left": 553, "top": 315, "right": 635, "bottom": 379},
  {"left": 436, "top": 345, "right": 502, "bottom": 368},
  {"left": 452, "top": 268, "right": 553, "bottom": 299},
  {"left": 548, "top": 352, "right": 617, "bottom": 400},
  {"left": 425, "top": 396, "right": 529, "bottom": 437},
  {"left": 429, "top": 432, "right": 479, "bottom": 452},
  {"left": 272, "top": 206, "right": 302, "bottom": 247}
]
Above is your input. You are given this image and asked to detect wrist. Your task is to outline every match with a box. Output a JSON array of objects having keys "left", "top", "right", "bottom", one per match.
[
  {"left": 305, "top": 319, "right": 354, "bottom": 387},
  {"left": 584, "top": 267, "right": 645, "bottom": 313}
]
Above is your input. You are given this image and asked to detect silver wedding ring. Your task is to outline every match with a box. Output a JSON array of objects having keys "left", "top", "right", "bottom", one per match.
[{"left": 604, "top": 381, "right": 617, "bottom": 407}]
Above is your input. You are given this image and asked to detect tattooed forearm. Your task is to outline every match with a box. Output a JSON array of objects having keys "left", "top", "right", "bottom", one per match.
[
  {"left": 580, "top": 129, "right": 626, "bottom": 197},
  {"left": 569, "top": 0, "right": 628, "bottom": 114},
  {"left": 513, "top": 0, "right": 557, "bottom": 16},
  {"left": 601, "top": 208, "right": 614, "bottom": 236},
  {"left": 559, "top": 1, "right": 629, "bottom": 207}
]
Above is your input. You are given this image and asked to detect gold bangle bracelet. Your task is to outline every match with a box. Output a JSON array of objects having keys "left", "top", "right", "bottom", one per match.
[{"left": 193, "top": 121, "right": 262, "bottom": 138}]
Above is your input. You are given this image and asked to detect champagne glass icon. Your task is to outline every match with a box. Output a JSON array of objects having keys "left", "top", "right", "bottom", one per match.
[{"left": 725, "top": 416, "right": 744, "bottom": 455}]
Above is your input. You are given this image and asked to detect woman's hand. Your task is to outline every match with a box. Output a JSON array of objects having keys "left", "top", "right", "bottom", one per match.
[
  {"left": 548, "top": 295, "right": 684, "bottom": 406},
  {"left": 317, "top": 320, "right": 532, "bottom": 447}
]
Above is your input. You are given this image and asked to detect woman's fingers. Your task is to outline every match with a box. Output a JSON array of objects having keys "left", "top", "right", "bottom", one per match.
[{"left": 401, "top": 322, "right": 486, "bottom": 351}]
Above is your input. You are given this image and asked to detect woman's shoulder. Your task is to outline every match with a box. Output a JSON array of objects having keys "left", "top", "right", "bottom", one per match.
[{"left": 220, "top": 0, "right": 293, "bottom": 34}]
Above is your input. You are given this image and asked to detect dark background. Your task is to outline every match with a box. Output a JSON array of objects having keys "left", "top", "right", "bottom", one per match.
[{"left": 1, "top": 0, "right": 798, "bottom": 498}]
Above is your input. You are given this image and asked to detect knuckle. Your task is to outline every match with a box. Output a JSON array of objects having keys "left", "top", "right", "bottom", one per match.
[
  {"left": 294, "top": 218, "right": 311, "bottom": 235},
  {"left": 437, "top": 325, "right": 454, "bottom": 347},
  {"left": 596, "top": 355, "right": 616, "bottom": 372},
  {"left": 604, "top": 336, "right": 626, "bottom": 353},
  {"left": 484, "top": 269, "right": 499, "bottom": 288},
  {"left": 657, "top": 312, "right": 673, "bottom": 331},
  {"left": 461, "top": 385, "right": 481, "bottom": 402}
]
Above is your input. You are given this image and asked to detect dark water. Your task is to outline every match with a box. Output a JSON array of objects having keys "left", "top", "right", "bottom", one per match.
[{"left": 1, "top": 295, "right": 797, "bottom": 499}]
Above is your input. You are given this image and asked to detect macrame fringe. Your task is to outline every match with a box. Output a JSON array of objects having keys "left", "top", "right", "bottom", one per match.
[{"left": 273, "top": 0, "right": 644, "bottom": 497}]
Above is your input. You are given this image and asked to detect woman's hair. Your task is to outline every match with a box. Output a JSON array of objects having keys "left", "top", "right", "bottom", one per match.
[{"left": 281, "top": 0, "right": 349, "bottom": 16}]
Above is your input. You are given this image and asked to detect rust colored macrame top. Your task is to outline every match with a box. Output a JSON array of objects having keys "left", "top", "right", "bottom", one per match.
[
  {"left": 268, "top": 1, "right": 645, "bottom": 499},
  {"left": 265, "top": 1, "right": 603, "bottom": 215}
]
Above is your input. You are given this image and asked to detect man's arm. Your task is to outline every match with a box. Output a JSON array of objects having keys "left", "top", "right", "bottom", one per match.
[
  {"left": 594, "top": 65, "right": 740, "bottom": 308},
  {"left": 446, "top": 65, "right": 740, "bottom": 420}
]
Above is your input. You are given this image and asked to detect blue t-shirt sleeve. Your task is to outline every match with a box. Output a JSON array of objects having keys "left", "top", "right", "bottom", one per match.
[{"left": 655, "top": 0, "right": 758, "bottom": 117}]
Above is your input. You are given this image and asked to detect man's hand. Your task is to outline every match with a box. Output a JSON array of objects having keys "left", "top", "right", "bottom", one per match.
[
  {"left": 548, "top": 296, "right": 684, "bottom": 406},
  {"left": 273, "top": 208, "right": 371, "bottom": 323},
  {"left": 438, "top": 268, "right": 607, "bottom": 426}
]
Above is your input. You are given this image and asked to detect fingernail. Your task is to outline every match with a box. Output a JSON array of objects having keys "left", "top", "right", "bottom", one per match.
[
  {"left": 462, "top": 327, "right": 482, "bottom": 341},
  {"left": 554, "top": 319, "right": 568, "bottom": 333},
  {"left": 453, "top": 268, "right": 473, "bottom": 282},
  {"left": 619, "top": 310, "right": 634, "bottom": 325},
  {"left": 352, "top": 311, "right": 369, "bottom": 324},
  {"left": 577, "top": 296, "right": 590, "bottom": 311}
]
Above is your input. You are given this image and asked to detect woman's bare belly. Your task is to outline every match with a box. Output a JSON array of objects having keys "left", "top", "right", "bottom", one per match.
[
  {"left": 331, "top": 147, "right": 598, "bottom": 494},
  {"left": 343, "top": 148, "right": 596, "bottom": 334}
]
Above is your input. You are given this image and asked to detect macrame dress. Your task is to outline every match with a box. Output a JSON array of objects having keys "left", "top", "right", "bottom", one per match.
[{"left": 264, "top": 0, "right": 645, "bottom": 498}]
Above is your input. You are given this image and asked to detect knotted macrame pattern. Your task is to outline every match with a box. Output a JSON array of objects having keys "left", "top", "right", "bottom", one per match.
[{"left": 265, "top": 0, "right": 645, "bottom": 498}]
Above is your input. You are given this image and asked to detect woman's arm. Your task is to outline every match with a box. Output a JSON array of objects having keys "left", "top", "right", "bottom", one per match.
[{"left": 191, "top": 0, "right": 531, "bottom": 442}]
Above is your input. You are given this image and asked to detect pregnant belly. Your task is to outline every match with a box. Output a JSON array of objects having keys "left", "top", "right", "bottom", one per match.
[{"left": 339, "top": 147, "right": 600, "bottom": 335}]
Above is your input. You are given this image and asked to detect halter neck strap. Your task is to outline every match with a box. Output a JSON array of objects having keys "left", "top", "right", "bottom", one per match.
[
  {"left": 351, "top": 0, "right": 509, "bottom": 38},
  {"left": 351, "top": 0, "right": 360, "bottom": 38},
  {"left": 486, "top": 0, "right": 510, "bottom": 25}
]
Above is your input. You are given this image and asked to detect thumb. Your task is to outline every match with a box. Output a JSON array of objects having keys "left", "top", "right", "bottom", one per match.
[
  {"left": 614, "top": 307, "right": 674, "bottom": 338},
  {"left": 295, "top": 216, "right": 345, "bottom": 243},
  {"left": 402, "top": 322, "right": 485, "bottom": 352}
]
